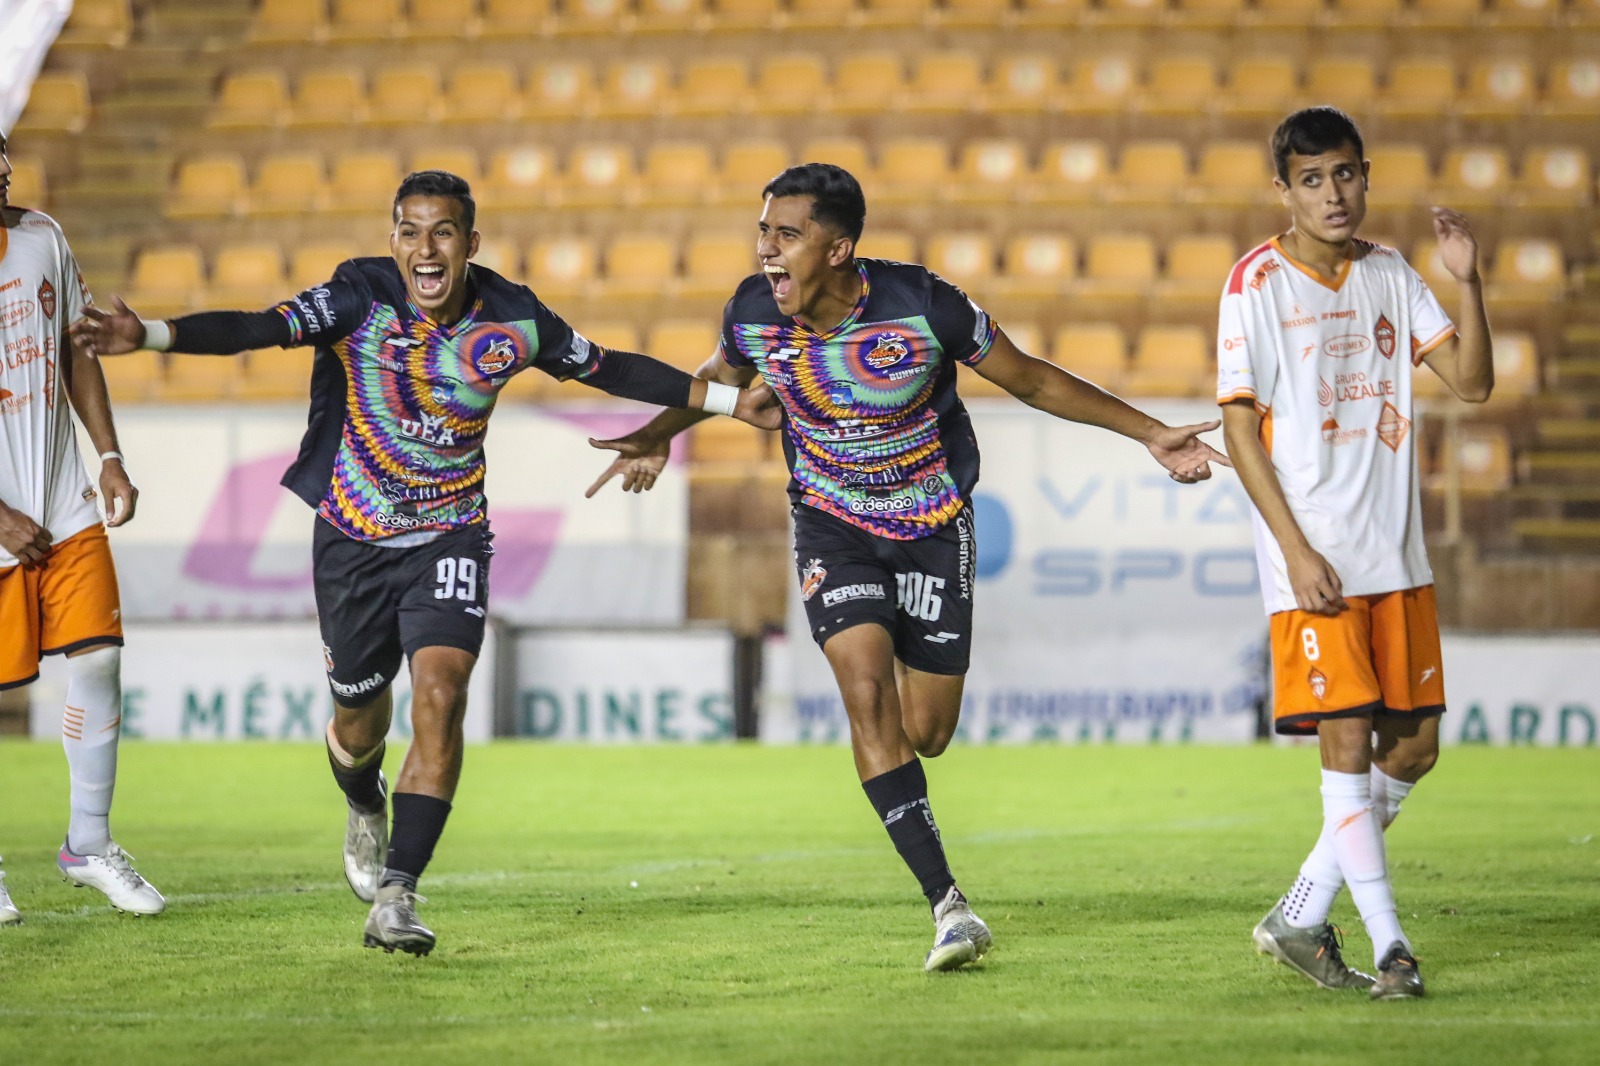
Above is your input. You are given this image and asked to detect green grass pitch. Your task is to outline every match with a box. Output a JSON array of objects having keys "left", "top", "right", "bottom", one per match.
[{"left": 0, "top": 743, "right": 1595, "bottom": 1065}]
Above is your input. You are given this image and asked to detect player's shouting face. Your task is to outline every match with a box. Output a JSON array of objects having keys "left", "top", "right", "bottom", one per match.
[
  {"left": 390, "top": 194, "right": 480, "bottom": 325},
  {"left": 757, "top": 194, "right": 854, "bottom": 323},
  {"left": 1274, "top": 141, "right": 1369, "bottom": 249}
]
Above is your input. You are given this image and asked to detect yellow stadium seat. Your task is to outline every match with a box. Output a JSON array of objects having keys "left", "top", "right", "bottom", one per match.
[
  {"left": 942, "top": 0, "right": 1014, "bottom": 26},
  {"left": 6, "top": 157, "right": 46, "bottom": 208},
  {"left": 1364, "top": 145, "right": 1433, "bottom": 210},
  {"left": 602, "top": 237, "right": 678, "bottom": 302},
  {"left": 1123, "top": 325, "right": 1210, "bottom": 397},
  {"left": 1482, "top": 0, "right": 1559, "bottom": 24},
  {"left": 987, "top": 55, "right": 1058, "bottom": 114},
  {"left": 857, "top": 230, "right": 916, "bottom": 262},
  {"left": 126, "top": 245, "right": 208, "bottom": 319},
  {"left": 639, "top": 143, "right": 717, "bottom": 207},
  {"left": 636, "top": 0, "right": 706, "bottom": 35},
  {"left": 290, "top": 241, "right": 360, "bottom": 289},
  {"left": 16, "top": 72, "right": 90, "bottom": 134},
  {"left": 1379, "top": 58, "right": 1457, "bottom": 120},
  {"left": 1251, "top": 0, "right": 1324, "bottom": 24},
  {"left": 1303, "top": 58, "right": 1377, "bottom": 111},
  {"left": 1032, "top": 140, "right": 1109, "bottom": 204},
  {"left": 595, "top": 59, "right": 671, "bottom": 120},
  {"left": 1542, "top": 59, "right": 1600, "bottom": 120},
  {"left": 407, "top": 0, "right": 482, "bottom": 37},
  {"left": 1460, "top": 58, "right": 1534, "bottom": 120},
  {"left": 471, "top": 238, "right": 520, "bottom": 278},
  {"left": 328, "top": 0, "right": 404, "bottom": 40},
  {"left": 798, "top": 137, "right": 871, "bottom": 180},
  {"left": 1014, "top": 0, "right": 1093, "bottom": 27},
  {"left": 675, "top": 59, "right": 751, "bottom": 117},
  {"left": 98, "top": 351, "right": 162, "bottom": 404},
  {"left": 557, "top": 0, "right": 632, "bottom": 35},
  {"left": 1170, "top": 0, "right": 1247, "bottom": 25},
  {"left": 289, "top": 70, "right": 367, "bottom": 128},
  {"left": 1157, "top": 235, "right": 1235, "bottom": 312},
  {"left": 166, "top": 155, "right": 248, "bottom": 220},
  {"left": 1108, "top": 141, "right": 1187, "bottom": 206},
  {"left": 646, "top": 319, "right": 721, "bottom": 371},
  {"left": 788, "top": 0, "right": 859, "bottom": 29},
  {"left": 523, "top": 61, "right": 595, "bottom": 121},
  {"left": 925, "top": 234, "right": 998, "bottom": 290},
  {"left": 719, "top": 140, "right": 791, "bottom": 204},
  {"left": 860, "top": 0, "right": 936, "bottom": 27},
  {"left": 950, "top": 140, "right": 1029, "bottom": 204},
  {"left": 1516, "top": 147, "right": 1593, "bottom": 210},
  {"left": 327, "top": 151, "right": 404, "bottom": 217},
  {"left": 998, "top": 234, "right": 1077, "bottom": 300},
  {"left": 250, "top": 152, "right": 328, "bottom": 217},
  {"left": 874, "top": 138, "right": 950, "bottom": 204},
  {"left": 579, "top": 321, "right": 641, "bottom": 354},
  {"left": 208, "top": 70, "right": 290, "bottom": 130},
  {"left": 1420, "top": 423, "right": 1511, "bottom": 493},
  {"left": 445, "top": 63, "right": 520, "bottom": 123},
  {"left": 410, "top": 148, "right": 482, "bottom": 186},
  {"left": 1191, "top": 142, "right": 1273, "bottom": 208},
  {"left": 1059, "top": 55, "right": 1137, "bottom": 116},
  {"left": 526, "top": 236, "right": 600, "bottom": 302},
  {"left": 707, "top": 0, "right": 780, "bottom": 30},
  {"left": 561, "top": 144, "right": 637, "bottom": 207},
  {"left": 903, "top": 53, "right": 984, "bottom": 114},
  {"left": 680, "top": 234, "right": 755, "bottom": 300},
  {"left": 368, "top": 66, "right": 445, "bottom": 126},
  {"left": 483, "top": 146, "right": 558, "bottom": 210},
  {"left": 1410, "top": 239, "right": 1459, "bottom": 294},
  {"left": 1052, "top": 324, "right": 1128, "bottom": 390},
  {"left": 1137, "top": 57, "right": 1219, "bottom": 117},
  {"left": 687, "top": 417, "right": 771, "bottom": 462},
  {"left": 242, "top": 347, "right": 316, "bottom": 402},
  {"left": 1098, "top": 0, "right": 1168, "bottom": 26},
  {"left": 480, "top": 0, "right": 553, "bottom": 34},
  {"left": 1437, "top": 146, "right": 1511, "bottom": 210},
  {"left": 830, "top": 53, "right": 906, "bottom": 115},
  {"left": 1079, "top": 235, "right": 1158, "bottom": 309},
  {"left": 58, "top": 0, "right": 133, "bottom": 48},
  {"left": 1488, "top": 239, "right": 1566, "bottom": 306},
  {"left": 1221, "top": 57, "right": 1299, "bottom": 121},
  {"left": 1409, "top": 0, "right": 1482, "bottom": 26},
  {"left": 250, "top": 0, "right": 328, "bottom": 43},
  {"left": 1325, "top": 0, "right": 1403, "bottom": 27},
  {"left": 751, "top": 55, "right": 829, "bottom": 116},
  {"left": 156, "top": 354, "right": 247, "bottom": 403}
]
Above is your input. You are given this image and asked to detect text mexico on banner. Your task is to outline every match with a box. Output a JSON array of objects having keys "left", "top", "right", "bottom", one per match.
[
  {"left": 509, "top": 629, "right": 736, "bottom": 742},
  {"left": 30, "top": 622, "right": 496, "bottom": 742},
  {"left": 81, "top": 404, "right": 686, "bottom": 625},
  {"left": 762, "top": 400, "right": 1268, "bottom": 744}
]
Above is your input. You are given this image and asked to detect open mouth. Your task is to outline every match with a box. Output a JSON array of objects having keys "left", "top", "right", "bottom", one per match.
[
  {"left": 1325, "top": 211, "right": 1351, "bottom": 227},
  {"left": 764, "top": 262, "right": 791, "bottom": 301},
  {"left": 413, "top": 263, "right": 447, "bottom": 298}
]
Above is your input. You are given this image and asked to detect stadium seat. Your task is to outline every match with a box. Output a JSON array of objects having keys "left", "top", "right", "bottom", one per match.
[
  {"left": 407, "top": 0, "right": 482, "bottom": 37},
  {"left": 156, "top": 353, "right": 245, "bottom": 403},
  {"left": 1051, "top": 324, "right": 1128, "bottom": 391},
  {"left": 1032, "top": 140, "right": 1109, "bottom": 204},
  {"left": 290, "top": 241, "right": 360, "bottom": 289},
  {"left": 873, "top": 138, "right": 950, "bottom": 205},
  {"left": 327, "top": 150, "right": 405, "bottom": 217},
  {"left": 368, "top": 66, "right": 445, "bottom": 126},
  {"left": 646, "top": 320, "right": 721, "bottom": 371},
  {"left": 1410, "top": 238, "right": 1460, "bottom": 293},
  {"left": 903, "top": 53, "right": 984, "bottom": 114},
  {"left": 289, "top": 70, "right": 367, "bottom": 128},
  {"left": 1107, "top": 141, "right": 1187, "bottom": 206},
  {"left": 15, "top": 72, "right": 90, "bottom": 134},
  {"left": 1487, "top": 239, "right": 1566, "bottom": 307},
  {"left": 942, "top": 0, "right": 1014, "bottom": 26},
  {"left": 97, "top": 351, "right": 162, "bottom": 404},
  {"left": 125, "top": 245, "right": 208, "bottom": 319},
  {"left": 5, "top": 156, "right": 46, "bottom": 208},
  {"left": 328, "top": 0, "right": 405, "bottom": 40},
  {"left": 1364, "top": 145, "right": 1433, "bottom": 210},
  {"left": 1250, "top": 0, "right": 1324, "bottom": 25},
  {"left": 1460, "top": 58, "right": 1535, "bottom": 121},
  {"left": 250, "top": 0, "right": 328, "bottom": 43},
  {"left": 1436, "top": 146, "right": 1512, "bottom": 210},
  {"left": 1516, "top": 147, "right": 1593, "bottom": 209},
  {"left": 483, "top": 146, "right": 558, "bottom": 209},
  {"left": 411, "top": 147, "right": 482, "bottom": 187},
  {"left": 1098, "top": 0, "right": 1169, "bottom": 26},
  {"left": 602, "top": 237, "right": 678, "bottom": 303},
  {"left": 787, "top": 0, "right": 860, "bottom": 30},
  {"left": 1123, "top": 325, "right": 1210, "bottom": 397},
  {"left": 1409, "top": 0, "right": 1481, "bottom": 27},
  {"left": 1481, "top": 0, "right": 1560, "bottom": 24},
  {"left": 987, "top": 55, "right": 1058, "bottom": 114},
  {"left": 241, "top": 347, "right": 316, "bottom": 401},
  {"left": 1013, "top": 0, "right": 1093, "bottom": 27},
  {"left": 526, "top": 236, "right": 600, "bottom": 302},
  {"left": 1221, "top": 57, "right": 1300, "bottom": 121},
  {"left": 1156, "top": 235, "right": 1236, "bottom": 314},
  {"left": 57, "top": 0, "right": 133, "bottom": 48},
  {"left": 1484, "top": 330, "right": 1539, "bottom": 397},
  {"left": 1325, "top": 0, "right": 1403, "bottom": 27},
  {"left": 635, "top": 0, "right": 706, "bottom": 33},
  {"left": 524, "top": 61, "right": 595, "bottom": 121},
  {"left": 857, "top": 230, "right": 916, "bottom": 262},
  {"left": 208, "top": 70, "right": 290, "bottom": 130},
  {"left": 577, "top": 321, "right": 641, "bottom": 355},
  {"left": 1059, "top": 55, "right": 1137, "bottom": 116},
  {"left": 830, "top": 53, "right": 906, "bottom": 115},
  {"left": 557, "top": 0, "right": 632, "bottom": 35},
  {"left": 718, "top": 140, "right": 791, "bottom": 204},
  {"left": 1136, "top": 57, "right": 1219, "bottom": 117},
  {"left": 166, "top": 155, "right": 249, "bottom": 220},
  {"left": 1170, "top": 0, "right": 1247, "bottom": 25},
  {"left": 1192, "top": 143, "right": 1273, "bottom": 208},
  {"left": 638, "top": 143, "right": 717, "bottom": 207},
  {"left": 249, "top": 152, "right": 328, "bottom": 217},
  {"left": 1542, "top": 59, "right": 1600, "bottom": 120},
  {"left": 798, "top": 137, "right": 871, "bottom": 181},
  {"left": 859, "top": 0, "right": 936, "bottom": 27},
  {"left": 561, "top": 144, "right": 637, "bottom": 207},
  {"left": 925, "top": 234, "right": 998, "bottom": 290},
  {"left": 680, "top": 234, "right": 755, "bottom": 301},
  {"left": 997, "top": 234, "right": 1077, "bottom": 300},
  {"left": 706, "top": 0, "right": 780, "bottom": 30},
  {"left": 1379, "top": 58, "right": 1458, "bottom": 120},
  {"left": 445, "top": 63, "right": 520, "bottom": 123},
  {"left": 950, "top": 140, "right": 1029, "bottom": 205},
  {"left": 687, "top": 416, "right": 771, "bottom": 462},
  {"left": 674, "top": 58, "right": 751, "bottom": 117},
  {"left": 751, "top": 55, "right": 830, "bottom": 117},
  {"left": 1302, "top": 58, "right": 1377, "bottom": 111},
  {"left": 595, "top": 59, "right": 671, "bottom": 120},
  {"left": 1079, "top": 235, "right": 1158, "bottom": 311},
  {"left": 480, "top": 0, "right": 553, "bottom": 35}
]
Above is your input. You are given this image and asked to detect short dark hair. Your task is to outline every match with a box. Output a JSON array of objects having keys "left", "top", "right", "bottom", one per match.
[
  {"left": 393, "top": 170, "right": 475, "bottom": 233},
  {"left": 1270, "top": 107, "right": 1365, "bottom": 182},
  {"left": 762, "top": 163, "right": 866, "bottom": 243}
]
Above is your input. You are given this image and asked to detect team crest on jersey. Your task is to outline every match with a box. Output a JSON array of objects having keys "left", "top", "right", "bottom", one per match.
[
  {"left": 1308, "top": 668, "right": 1328, "bottom": 701},
  {"left": 462, "top": 324, "right": 526, "bottom": 377},
  {"left": 37, "top": 279, "right": 56, "bottom": 320},
  {"left": 1376, "top": 401, "right": 1410, "bottom": 452},
  {"left": 800, "top": 558, "right": 827, "bottom": 600},
  {"left": 865, "top": 332, "right": 909, "bottom": 370},
  {"left": 1374, "top": 314, "right": 1396, "bottom": 359}
]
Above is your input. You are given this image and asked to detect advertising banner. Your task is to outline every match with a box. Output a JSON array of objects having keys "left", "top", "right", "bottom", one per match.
[
  {"left": 1436, "top": 635, "right": 1600, "bottom": 747},
  {"left": 82, "top": 404, "right": 686, "bottom": 625}
]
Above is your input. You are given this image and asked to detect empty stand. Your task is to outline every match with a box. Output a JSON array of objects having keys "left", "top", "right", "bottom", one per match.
[
  {"left": 16, "top": 72, "right": 90, "bottom": 134},
  {"left": 208, "top": 71, "right": 290, "bottom": 130}
]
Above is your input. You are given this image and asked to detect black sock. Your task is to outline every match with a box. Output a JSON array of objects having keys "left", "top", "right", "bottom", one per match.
[
  {"left": 327, "top": 739, "right": 386, "bottom": 814},
  {"left": 862, "top": 757, "right": 957, "bottom": 911},
  {"left": 381, "top": 792, "right": 452, "bottom": 891}
]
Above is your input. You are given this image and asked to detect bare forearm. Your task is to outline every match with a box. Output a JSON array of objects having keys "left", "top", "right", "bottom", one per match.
[
  {"left": 66, "top": 348, "right": 123, "bottom": 457},
  {"left": 1449, "top": 278, "right": 1493, "bottom": 402},
  {"left": 1015, "top": 368, "right": 1163, "bottom": 445}
]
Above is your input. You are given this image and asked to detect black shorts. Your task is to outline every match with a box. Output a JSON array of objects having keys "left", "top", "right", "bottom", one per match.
[
  {"left": 312, "top": 517, "right": 493, "bottom": 706},
  {"left": 792, "top": 503, "right": 976, "bottom": 675}
]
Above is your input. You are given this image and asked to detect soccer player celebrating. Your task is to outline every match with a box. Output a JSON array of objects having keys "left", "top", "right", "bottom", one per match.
[
  {"left": 74, "top": 171, "right": 777, "bottom": 954},
  {"left": 0, "top": 133, "right": 165, "bottom": 921},
  {"left": 1218, "top": 108, "right": 1493, "bottom": 1000},
  {"left": 589, "top": 163, "right": 1229, "bottom": 971}
]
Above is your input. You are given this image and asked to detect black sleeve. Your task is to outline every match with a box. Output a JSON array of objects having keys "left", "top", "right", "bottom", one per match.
[
  {"left": 924, "top": 271, "right": 998, "bottom": 366},
  {"left": 580, "top": 349, "right": 694, "bottom": 409},
  {"left": 170, "top": 309, "right": 295, "bottom": 354}
]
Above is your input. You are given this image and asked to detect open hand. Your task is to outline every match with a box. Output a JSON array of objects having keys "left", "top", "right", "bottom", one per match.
[
  {"left": 1431, "top": 207, "right": 1481, "bottom": 284},
  {"left": 69, "top": 296, "right": 149, "bottom": 356},
  {"left": 586, "top": 431, "right": 670, "bottom": 497},
  {"left": 1147, "top": 420, "right": 1234, "bottom": 484}
]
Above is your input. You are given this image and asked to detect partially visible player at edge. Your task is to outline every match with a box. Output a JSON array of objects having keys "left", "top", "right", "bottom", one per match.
[
  {"left": 73, "top": 170, "right": 778, "bottom": 954},
  {"left": 0, "top": 131, "right": 165, "bottom": 923},
  {"left": 1218, "top": 108, "right": 1493, "bottom": 1000},
  {"left": 588, "top": 163, "right": 1231, "bottom": 971}
]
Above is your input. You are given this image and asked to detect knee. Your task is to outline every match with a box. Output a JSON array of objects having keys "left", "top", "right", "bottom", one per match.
[
  {"left": 1385, "top": 747, "right": 1438, "bottom": 782},
  {"left": 410, "top": 676, "right": 469, "bottom": 724},
  {"left": 909, "top": 722, "right": 954, "bottom": 759},
  {"left": 840, "top": 675, "right": 898, "bottom": 736}
]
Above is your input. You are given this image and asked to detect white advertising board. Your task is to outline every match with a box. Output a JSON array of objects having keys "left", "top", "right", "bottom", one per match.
[
  {"left": 29, "top": 622, "right": 496, "bottom": 742},
  {"left": 1435, "top": 634, "right": 1600, "bottom": 747},
  {"left": 81, "top": 404, "right": 685, "bottom": 625},
  {"left": 509, "top": 628, "right": 736, "bottom": 742}
]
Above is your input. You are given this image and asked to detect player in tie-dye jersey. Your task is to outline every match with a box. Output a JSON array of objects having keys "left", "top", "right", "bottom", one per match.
[
  {"left": 589, "top": 164, "right": 1231, "bottom": 971},
  {"left": 74, "top": 171, "right": 776, "bottom": 954}
]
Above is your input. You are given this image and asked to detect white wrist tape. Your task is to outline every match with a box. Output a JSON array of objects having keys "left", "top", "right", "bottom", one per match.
[
  {"left": 99, "top": 451, "right": 125, "bottom": 465},
  {"left": 140, "top": 319, "right": 173, "bottom": 351},
  {"left": 701, "top": 381, "right": 740, "bottom": 417}
]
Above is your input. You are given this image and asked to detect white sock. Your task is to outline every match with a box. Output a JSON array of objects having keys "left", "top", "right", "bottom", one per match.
[
  {"left": 1283, "top": 821, "right": 1344, "bottom": 929},
  {"left": 62, "top": 646, "right": 123, "bottom": 856},
  {"left": 1322, "top": 768, "right": 1408, "bottom": 965},
  {"left": 1370, "top": 765, "right": 1417, "bottom": 830}
]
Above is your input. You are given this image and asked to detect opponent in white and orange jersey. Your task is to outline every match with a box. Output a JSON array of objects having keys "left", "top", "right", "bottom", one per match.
[
  {"left": 1218, "top": 109, "right": 1493, "bottom": 1000},
  {"left": 0, "top": 132, "right": 163, "bottom": 920}
]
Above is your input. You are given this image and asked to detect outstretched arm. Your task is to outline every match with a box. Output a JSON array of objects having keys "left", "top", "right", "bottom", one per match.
[
  {"left": 1420, "top": 207, "right": 1493, "bottom": 403},
  {"left": 71, "top": 296, "right": 293, "bottom": 356},
  {"left": 974, "top": 327, "right": 1232, "bottom": 483}
]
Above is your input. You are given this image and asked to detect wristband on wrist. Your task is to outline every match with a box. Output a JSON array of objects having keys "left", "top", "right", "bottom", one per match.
[
  {"left": 701, "top": 380, "right": 740, "bottom": 417},
  {"left": 140, "top": 318, "right": 173, "bottom": 351},
  {"left": 99, "top": 451, "right": 125, "bottom": 466}
]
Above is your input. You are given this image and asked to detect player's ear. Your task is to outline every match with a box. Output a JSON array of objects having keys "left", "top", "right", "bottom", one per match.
[
  {"left": 468, "top": 230, "right": 481, "bottom": 260},
  {"left": 828, "top": 235, "right": 855, "bottom": 267},
  {"left": 388, "top": 227, "right": 399, "bottom": 258},
  {"left": 1361, "top": 159, "right": 1371, "bottom": 191},
  {"left": 1273, "top": 176, "right": 1291, "bottom": 207}
]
